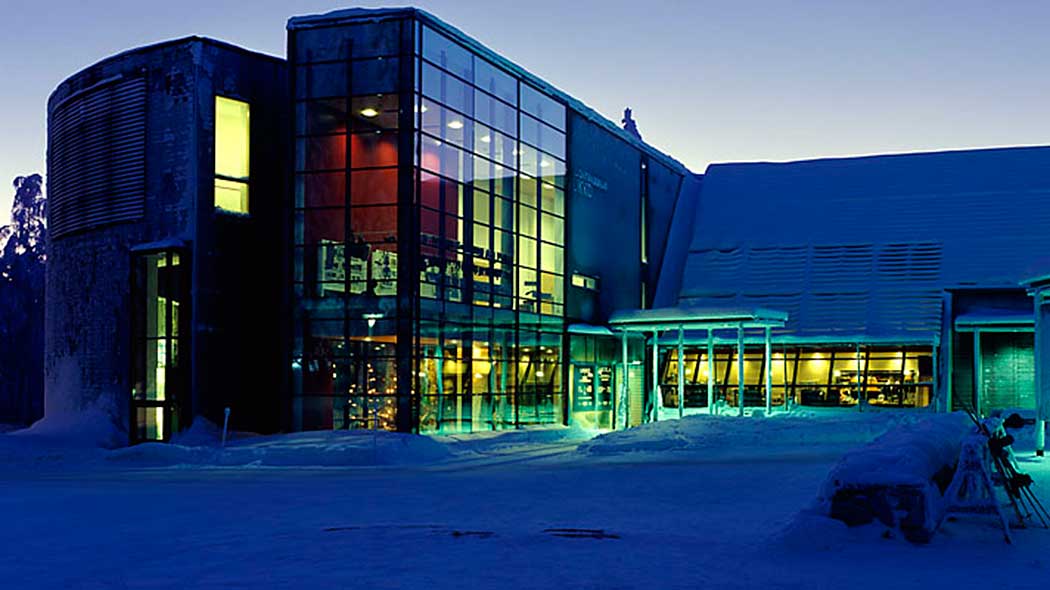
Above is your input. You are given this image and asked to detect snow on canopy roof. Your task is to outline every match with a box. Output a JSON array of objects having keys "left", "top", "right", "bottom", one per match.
[
  {"left": 608, "top": 306, "right": 788, "bottom": 330},
  {"left": 674, "top": 145, "right": 1050, "bottom": 342},
  {"left": 954, "top": 308, "right": 1033, "bottom": 330},
  {"left": 287, "top": 7, "right": 692, "bottom": 176}
]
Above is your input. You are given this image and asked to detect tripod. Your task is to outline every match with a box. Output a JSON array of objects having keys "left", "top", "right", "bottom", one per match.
[{"left": 963, "top": 407, "right": 1050, "bottom": 530}]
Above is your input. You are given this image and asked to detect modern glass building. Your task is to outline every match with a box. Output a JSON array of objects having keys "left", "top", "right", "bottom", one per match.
[
  {"left": 44, "top": 7, "right": 1050, "bottom": 445},
  {"left": 286, "top": 8, "right": 695, "bottom": 434}
]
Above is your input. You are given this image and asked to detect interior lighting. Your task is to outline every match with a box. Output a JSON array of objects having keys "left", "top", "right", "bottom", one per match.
[
  {"left": 480, "top": 135, "right": 491, "bottom": 143},
  {"left": 447, "top": 120, "right": 464, "bottom": 130},
  {"left": 360, "top": 107, "right": 379, "bottom": 118}
]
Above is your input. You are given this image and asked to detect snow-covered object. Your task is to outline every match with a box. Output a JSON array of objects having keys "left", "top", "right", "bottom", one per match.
[
  {"left": 819, "top": 413, "right": 970, "bottom": 492},
  {"left": 815, "top": 413, "right": 971, "bottom": 541}
]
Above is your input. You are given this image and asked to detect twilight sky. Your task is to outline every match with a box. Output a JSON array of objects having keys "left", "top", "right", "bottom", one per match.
[{"left": 3, "top": 0, "right": 1050, "bottom": 194}]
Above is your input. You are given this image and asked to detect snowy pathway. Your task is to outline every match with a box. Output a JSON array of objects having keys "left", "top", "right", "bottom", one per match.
[{"left": 3, "top": 416, "right": 1050, "bottom": 588}]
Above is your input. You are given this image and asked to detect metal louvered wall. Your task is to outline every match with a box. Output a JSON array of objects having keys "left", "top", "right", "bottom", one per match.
[
  {"left": 681, "top": 242, "right": 944, "bottom": 339},
  {"left": 48, "top": 76, "right": 147, "bottom": 238}
]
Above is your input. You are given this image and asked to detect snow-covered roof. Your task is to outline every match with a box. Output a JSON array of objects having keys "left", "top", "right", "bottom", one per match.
[
  {"left": 672, "top": 145, "right": 1050, "bottom": 342},
  {"left": 567, "top": 324, "right": 615, "bottom": 336},
  {"left": 954, "top": 308, "right": 1033, "bottom": 331},
  {"left": 608, "top": 306, "right": 787, "bottom": 331}
]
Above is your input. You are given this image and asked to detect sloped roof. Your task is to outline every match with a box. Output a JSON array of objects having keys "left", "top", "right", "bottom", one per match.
[{"left": 671, "top": 145, "right": 1050, "bottom": 342}]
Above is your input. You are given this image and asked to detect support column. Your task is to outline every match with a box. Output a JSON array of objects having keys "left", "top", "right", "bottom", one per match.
[
  {"left": 1035, "top": 294, "right": 1045, "bottom": 456},
  {"left": 932, "top": 338, "right": 940, "bottom": 413},
  {"left": 856, "top": 343, "right": 863, "bottom": 413},
  {"left": 737, "top": 325, "right": 745, "bottom": 417},
  {"left": 764, "top": 327, "right": 772, "bottom": 414},
  {"left": 677, "top": 325, "right": 685, "bottom": 419},
  {"left": 974, "top": 328, "right": 983, "bottom": 417},
  {"left": 707, "top": 329, "right": 715, "bottom": 415},
  {"left": 652, "top": 330, "right": 660, "bottom": 423},
  {"left": 620, "top": 330, "right": 629, "bottom": 430}
]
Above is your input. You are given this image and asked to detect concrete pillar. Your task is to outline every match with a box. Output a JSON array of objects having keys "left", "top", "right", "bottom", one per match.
[
  {"left": 737, "top": 325, "right": 745, "bottom": 417},
  {"left": 764, "top": 327, "right": 772, "bottom": 414},
  {"left": 1035, "top": 293, "right": 1046, "bottom": 456},
  {"left": 974, "top": 328, "right": 983, "bottom": 417},
  {"left": 652, "top": 329, "right": 660, "bottom": 423},
  {"left": 707, "top": 329, "right": 715, "bottom": 415},
  {"left": 677, "top": 325, "right": 685, "bottom": 419},
  {"left": 620, "top": 330, "right": 629, "bottom": 430}
]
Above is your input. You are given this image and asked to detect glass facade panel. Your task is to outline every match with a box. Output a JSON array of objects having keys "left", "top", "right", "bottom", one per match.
[
  {"left": 292, "top": 18, "right": 568, "bottom": 435},
  {"left": 521, "top": 83, "right": 566, "bottom": 131}
]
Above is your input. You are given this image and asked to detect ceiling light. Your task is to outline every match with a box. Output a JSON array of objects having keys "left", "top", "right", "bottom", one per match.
[
  {"left": 540, "top": 160, "right": 551, "bottom": 168},
  {"left": 480, "top": 135, "right": 491, "bottom": 143},
  {"left": 447, "top": 120, "right": 464, "bottom": 130},
  {"left": 360, "top": 108, "right": 379, "bottom": 118}
]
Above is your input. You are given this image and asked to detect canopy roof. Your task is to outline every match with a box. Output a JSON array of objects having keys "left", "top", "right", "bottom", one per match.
[
  {"left": 954, "top": 308, "right": 1034, "bottom": 331},
  {"left": 608, "top": 306, "right": 788, "bottom": 332}
]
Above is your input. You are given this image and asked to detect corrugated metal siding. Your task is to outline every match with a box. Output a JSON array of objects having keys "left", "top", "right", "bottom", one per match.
[
  {"left": 677, "top": 147, "right": 1050, "bottom": 342},
  {"left": 48, "top": 76, "right": 147, "bottom": 238}
]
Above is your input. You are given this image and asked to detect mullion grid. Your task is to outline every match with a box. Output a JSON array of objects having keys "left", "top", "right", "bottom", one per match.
[{"left": 414, "top": 23, "right": 573, "bottom": 432}]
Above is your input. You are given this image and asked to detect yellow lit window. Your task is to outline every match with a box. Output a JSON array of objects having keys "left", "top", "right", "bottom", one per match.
[{"left": 214, "top": 96, "right": 250, "bottom": 213}]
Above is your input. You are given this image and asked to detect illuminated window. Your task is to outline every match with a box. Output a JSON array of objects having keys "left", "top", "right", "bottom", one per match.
[
  {"left": 215, "top": 96, "right": 250, "bottom": 214},
  {"left": 571, "top": 273, "right": 598, "bottom": 291}
]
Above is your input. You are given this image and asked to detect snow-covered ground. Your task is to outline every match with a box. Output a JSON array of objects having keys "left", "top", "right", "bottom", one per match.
[{"left": 2, "top": 413, "right": 1050, "bottom": 589}]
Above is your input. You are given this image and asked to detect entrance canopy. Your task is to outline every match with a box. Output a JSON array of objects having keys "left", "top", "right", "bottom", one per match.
[
  {"left": 606, "top": 306, "right": 789, "bottom": 423},
  {"left": 608, "top": 306, "right": 788, "bottom": 332}
]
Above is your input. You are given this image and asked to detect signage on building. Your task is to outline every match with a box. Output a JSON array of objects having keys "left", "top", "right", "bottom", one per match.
[{"left": 572, "top": 170, "right": 608, "bottom": 199}]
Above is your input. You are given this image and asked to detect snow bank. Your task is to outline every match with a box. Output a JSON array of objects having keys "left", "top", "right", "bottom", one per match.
[
  {"left": 436, "top": 424, "right": 597, "bottom": 456},
  {"left": 577, "top": 410, "right": 930, "bottom": 457},
  {"left": 7, "top": 403, "right": 124, "bottom": 449},
  {"left": 106, "top": 429, "right": 453, "bottom": 468}
]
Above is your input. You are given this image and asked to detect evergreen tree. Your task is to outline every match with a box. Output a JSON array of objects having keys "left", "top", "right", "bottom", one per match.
[{"left": 0, "top": 174, "right": 46, "bottom": 424}]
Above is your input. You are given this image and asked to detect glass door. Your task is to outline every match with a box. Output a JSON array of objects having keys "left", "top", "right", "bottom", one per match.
[{"left": 131, "top": 250, "right": 187, "bottom": 443}]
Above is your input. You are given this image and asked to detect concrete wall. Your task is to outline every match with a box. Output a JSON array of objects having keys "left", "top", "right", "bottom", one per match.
[
  {"left": 45, "top": 38, "right": 287, "bottom": 439},
  {"left": 46, "top": 41, "right": 199, "bottom": 433}
]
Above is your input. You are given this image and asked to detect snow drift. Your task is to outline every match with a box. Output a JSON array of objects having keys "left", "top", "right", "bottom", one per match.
[{"left": 577, "top": 410, "right": 932, "bottom": 457}]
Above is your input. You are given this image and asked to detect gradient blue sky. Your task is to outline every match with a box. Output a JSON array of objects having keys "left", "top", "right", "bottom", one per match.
[{"left": 3, "top": 0, "right": 1050, "bottom": 193}]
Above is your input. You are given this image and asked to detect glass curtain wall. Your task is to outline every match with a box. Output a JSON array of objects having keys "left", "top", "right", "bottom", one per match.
[
  {"left": 292, "top": 17, "right": 569, "bottom": 433},
  {"left": 292, "top": 19, "right": 407, "bottom": 431},
  {"left": 414, "top": 24, "right": 567, "bottom": 434},
  {"left": 661, "top": 345, "right": 934, "bottom": 410}
]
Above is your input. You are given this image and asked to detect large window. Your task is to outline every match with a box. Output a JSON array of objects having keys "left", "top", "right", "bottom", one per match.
[
  {"left": 214, "top": 96, "right": 250, "bottom": 214},
  {"left": 415, "top": 24, "right": 568, "bottom": 433},
  {"left": 660, "top": 345, "right": 934, "bottom": 409},
  {"left": 417, "top": 25, "right": 567, "bottom": 317}
]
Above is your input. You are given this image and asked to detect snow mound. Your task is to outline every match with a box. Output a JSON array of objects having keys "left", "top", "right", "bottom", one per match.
[
  {"left": 107, "top": 429, "right": 453, "bottom": 468},
  {"left": 436, "top": 424, "right": 597, "bottom": 456},
  {"left": 578, "top": 410, "right": 929, "bottom": 457},
  {"left": 7, "top": 404, "right": 124, "bottom": 449}
]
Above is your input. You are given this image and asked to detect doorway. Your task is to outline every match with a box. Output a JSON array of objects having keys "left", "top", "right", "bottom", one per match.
[{"left": 130, "top": 250, "right": 187, "bottom": 443}]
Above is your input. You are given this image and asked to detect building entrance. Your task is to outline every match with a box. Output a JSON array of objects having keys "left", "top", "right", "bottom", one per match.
[{"left": 130, "top": 250, "right": 187, "bottom": 442}]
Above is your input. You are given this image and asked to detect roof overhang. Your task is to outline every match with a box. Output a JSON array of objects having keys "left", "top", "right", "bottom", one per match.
[
  {"left": 608, "top": 306, "right": 788, "bottom": 332},
  {"left": 955, "top": 310, "right": 1034, "bottom": 332}
]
